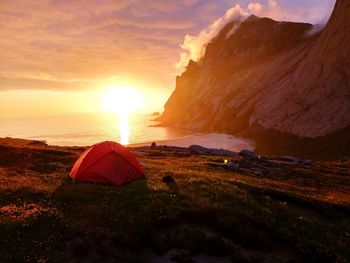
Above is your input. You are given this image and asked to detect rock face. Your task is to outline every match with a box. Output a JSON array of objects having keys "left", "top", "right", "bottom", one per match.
[{"left": 160, "top": 0, "right": 350, "bottom": 139}]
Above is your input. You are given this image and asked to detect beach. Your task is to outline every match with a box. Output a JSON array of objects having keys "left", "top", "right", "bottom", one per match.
[
  {"left": 0, "top": 114, "right": 253, "bottom": 152},
  {"left": 130, "top": 133, "right": 254, "bottom": 152}
]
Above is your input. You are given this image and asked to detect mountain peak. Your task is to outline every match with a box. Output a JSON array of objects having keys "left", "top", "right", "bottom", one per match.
[{"left": 160, "top": 0, "right": 350, "bottom": 157}]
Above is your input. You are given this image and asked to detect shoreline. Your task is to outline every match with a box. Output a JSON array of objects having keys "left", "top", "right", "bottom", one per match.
[
  {"left": 0, "top": 131, "right": 254, "bottom": 153},
  {"left": 128, "top": 133, "right": 254, "bottom": 152}
]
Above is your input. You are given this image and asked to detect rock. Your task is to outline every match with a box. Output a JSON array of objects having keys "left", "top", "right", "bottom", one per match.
[
  {"left": 189, "top": 145, "right": 238, "bottom": 156},
  {"left": 169, "top": 249, "right": 192, "bottom": 262},
  {"left": 227, "top": 162, "right": 239, "bottom": 171},
  {"left": 162, "top": 175, "right": 175, "bottom": 184},
  {"left": 27, "top": 140, "right": 47, "bottom": 146},
  {"left": 303, "top": 159, "right": 316, "bottom": 166},
  {"left": 277, "top": 156, "right": 303, "bottom": 163},
  {"left": 208, "top": 148, "right": 238, "bottom": 157},
  {"left": 160, "top": 0, "right": 350, "bottom": 143},
  {"left": 239, "top": 149, "right": 257, "bottom": 159},
  {"left": 189, "top": 145, "right": 208, "bottom": 154}
]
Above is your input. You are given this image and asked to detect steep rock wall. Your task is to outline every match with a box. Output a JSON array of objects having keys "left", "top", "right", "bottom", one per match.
[{"left": 160, "top": 0, "right": 350, "bottom": 139}]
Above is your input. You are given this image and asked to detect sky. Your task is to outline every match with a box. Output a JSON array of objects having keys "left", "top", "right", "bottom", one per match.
[{"left": 0, "top": 0, "right": 335, "bottom": 117}]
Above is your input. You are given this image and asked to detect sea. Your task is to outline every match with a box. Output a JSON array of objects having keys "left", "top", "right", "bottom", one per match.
[{"left": 0, "top": 113, "right": 253, "bottom": 151}]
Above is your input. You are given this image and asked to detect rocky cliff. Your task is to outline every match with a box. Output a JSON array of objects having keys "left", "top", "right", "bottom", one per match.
[{"left": 160, "top": 0, "right": 350, "bottom": 159}]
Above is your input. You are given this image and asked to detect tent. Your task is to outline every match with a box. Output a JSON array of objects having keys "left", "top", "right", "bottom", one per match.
[{"left": 70, "top": 141, "right": 144, "bottom": 186}]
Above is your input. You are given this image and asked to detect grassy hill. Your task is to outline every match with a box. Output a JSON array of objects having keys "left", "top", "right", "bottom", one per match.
[{"left": 0, "top": 138, "right": 349, "bottom": 262}]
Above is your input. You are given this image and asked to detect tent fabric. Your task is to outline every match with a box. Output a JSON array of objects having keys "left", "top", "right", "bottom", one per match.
[{"left": 70, "top": 141, "right": 144, "bottom": 186}]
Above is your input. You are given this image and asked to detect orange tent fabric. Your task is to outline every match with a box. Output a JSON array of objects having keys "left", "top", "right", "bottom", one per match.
[{"left": 70, "top": 141, "right": 144, "bottom": 186}]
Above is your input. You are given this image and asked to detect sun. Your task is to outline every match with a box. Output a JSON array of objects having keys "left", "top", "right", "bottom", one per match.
[
  {"left": 101, "top": 86, "right": 144, "bottom": 114},
  {"left": 101, "top": 86, "right": 144, "bottom": 145}
]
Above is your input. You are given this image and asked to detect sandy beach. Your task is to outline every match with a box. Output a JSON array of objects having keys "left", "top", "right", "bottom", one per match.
[{"left": 129, "top": 133, "right": 254, "bottom": 152}]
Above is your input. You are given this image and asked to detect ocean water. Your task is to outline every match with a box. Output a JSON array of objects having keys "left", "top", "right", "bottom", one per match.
[{"left": 0, "top": 113, "right": 253, "bottom": 151}]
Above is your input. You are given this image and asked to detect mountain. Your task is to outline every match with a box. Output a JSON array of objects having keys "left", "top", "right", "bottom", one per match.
[{"left": 159, "top": 0, "right": 350, "bottom": 160}]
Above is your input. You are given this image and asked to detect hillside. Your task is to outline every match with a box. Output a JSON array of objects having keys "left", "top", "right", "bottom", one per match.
[
  {"left": 159, "top": 0, "right": 350, "bottom": 159},
  {"left": 0, "top": 137, "right": 349, "bottom": 262}
]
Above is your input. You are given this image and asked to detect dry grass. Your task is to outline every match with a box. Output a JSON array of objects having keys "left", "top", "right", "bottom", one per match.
[{"left": 0, "top": 138, "right": 349, "bottom": 262}]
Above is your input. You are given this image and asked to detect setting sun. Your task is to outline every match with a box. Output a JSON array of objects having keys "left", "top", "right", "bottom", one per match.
[
  {"left": 1, "top": 1, "right": 348, "bottom": 262},
  {"left": 101, "top": 86, "right": 144, "bottom": 145},
  {"left": 101, "top": 86, "right": 144, "bottom": 114}
]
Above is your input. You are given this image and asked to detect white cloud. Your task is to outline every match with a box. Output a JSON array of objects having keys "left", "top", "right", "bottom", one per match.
[
  {"left": 268, "top": 0, "right": 278, "bottom": 8},
  {"left": 176, "top": 0, "right": 336, "bottom": 70},
  {"left": 248, "top": 2, "right": 263, "bottom": 13},
  {"left": 176, "top": 4, "right": 248, "bottom": 69}
]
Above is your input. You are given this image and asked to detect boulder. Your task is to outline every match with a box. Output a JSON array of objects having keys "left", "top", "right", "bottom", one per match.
[
  {"left": 208, "top": 148, "right": 238, "bottom": 157},
  {"left": 27, "top": 140, "right": 47, "bottom": 146},
  {"left": 239, "top": 149, "right": 257, "bottom": 159},
  {"left": 227, "top": 162, "right": 239, "bottom": 171},
  {"left": 189, "top": 145, "right": 238, "bottom": 156},
  {"left": 189, "top": 145, "right": 208, "bottom": 154},
  {"left": 277, "top": 156, "right": 303, "bottom": 163}
]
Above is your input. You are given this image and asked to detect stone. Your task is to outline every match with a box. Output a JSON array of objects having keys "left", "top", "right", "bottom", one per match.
[
  {"left": 208, "top": 148, "right": 238, "bottom": 157},
  {"left": 227, "top": 162, "right": 239, "bottom": 171},
  {"left": 189, "top": 145, "right": 208, "bottom": 154},
  {"left": 303, "top": 159, "right": 316, "bottom": 166},
  {"left": 277, "top": 156, "right": 303, "bottom": 163},
  {"left": 27, "top": 140, "right": 47, "bottom": 146},
  {"left": 239, "top": 149, "right": 257, "bottom": 159},
  {"left": 189, "top": 145, "right": 238, "bottom": 156}
]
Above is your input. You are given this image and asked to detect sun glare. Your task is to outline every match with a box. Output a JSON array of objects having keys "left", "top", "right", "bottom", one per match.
[
  {"left": 119, "top": 111, "right": 129, "bottom": 145},
  {"left": 101, "top": 86, "right": 144, "bottom": 114},
  {"left": 101, "top": 86, "right": 144, "bottom": 145}
]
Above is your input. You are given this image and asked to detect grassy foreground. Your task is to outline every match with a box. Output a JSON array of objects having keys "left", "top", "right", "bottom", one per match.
[{"left": 0, "top": 138, "right": 349, "bottom": 262}]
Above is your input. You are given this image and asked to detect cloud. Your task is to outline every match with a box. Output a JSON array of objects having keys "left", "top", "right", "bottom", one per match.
[
  {"left": 248, "top": 3, "right": 263, "bottom": 13},
  {"left": 268, "top": 0, "right": 278, "bottom": 8},
  {"left": 0, "top": 0, "right": 203, "bottom": 91},
  {"left": 0, "top": 0, "right": 336, "bottom": 92},
  {"left": 0, "top": 77, "right": 80, "bottom": 91},
  {"left": 176, "top": 0, "right": 336, "bottom": 69},
  {"left": 176, "top": 4, "right": 248, "bottom": 69},
  {"left": 247, "top": 0, "right": 335, "bottom": 24}
]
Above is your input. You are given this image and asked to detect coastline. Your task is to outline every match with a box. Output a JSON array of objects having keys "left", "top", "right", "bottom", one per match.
[
  {"left": 129, "top": 132, "right": 254, "bottom": 152},
  {"left": 0, "top": 130, "right": 254, "bottom": 154},
  {"left": 155, "top": 122, "right": 350, "bottom": 161}
]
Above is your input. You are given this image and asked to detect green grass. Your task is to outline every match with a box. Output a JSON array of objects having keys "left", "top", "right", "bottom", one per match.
[{"left": 0, "top": 139, "right": 349, "bottom": 262}]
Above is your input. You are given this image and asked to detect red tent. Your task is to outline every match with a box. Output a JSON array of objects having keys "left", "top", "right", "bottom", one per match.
[{"left": 70, "top": 141, "right": 144, "bottom": 186}]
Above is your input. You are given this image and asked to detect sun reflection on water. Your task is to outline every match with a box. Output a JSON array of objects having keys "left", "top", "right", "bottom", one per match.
[
  {"left": 101, "top": 86, "right": 144, "bottom": 145},
  {"left": 119, "top": 111, "right": 129, "bottom": 145}
]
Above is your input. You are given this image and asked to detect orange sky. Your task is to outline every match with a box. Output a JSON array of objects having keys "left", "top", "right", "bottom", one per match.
[{"left": 0, "top": 0, "right": 335, "bottom": 118}]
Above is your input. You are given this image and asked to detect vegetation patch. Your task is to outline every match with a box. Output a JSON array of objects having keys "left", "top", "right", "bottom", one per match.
[{"left": 0, "top": 139, "right": 349, "bottom": 262}]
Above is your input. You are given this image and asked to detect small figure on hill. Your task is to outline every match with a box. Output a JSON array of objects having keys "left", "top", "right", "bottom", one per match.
[{"left": 151, "top": 141, "right": 157, "bottom": 148}]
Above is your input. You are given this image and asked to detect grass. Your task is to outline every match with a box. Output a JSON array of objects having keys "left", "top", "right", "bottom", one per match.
[{"left": 0, "top": 138, "right": 349, "bottom": 262}]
